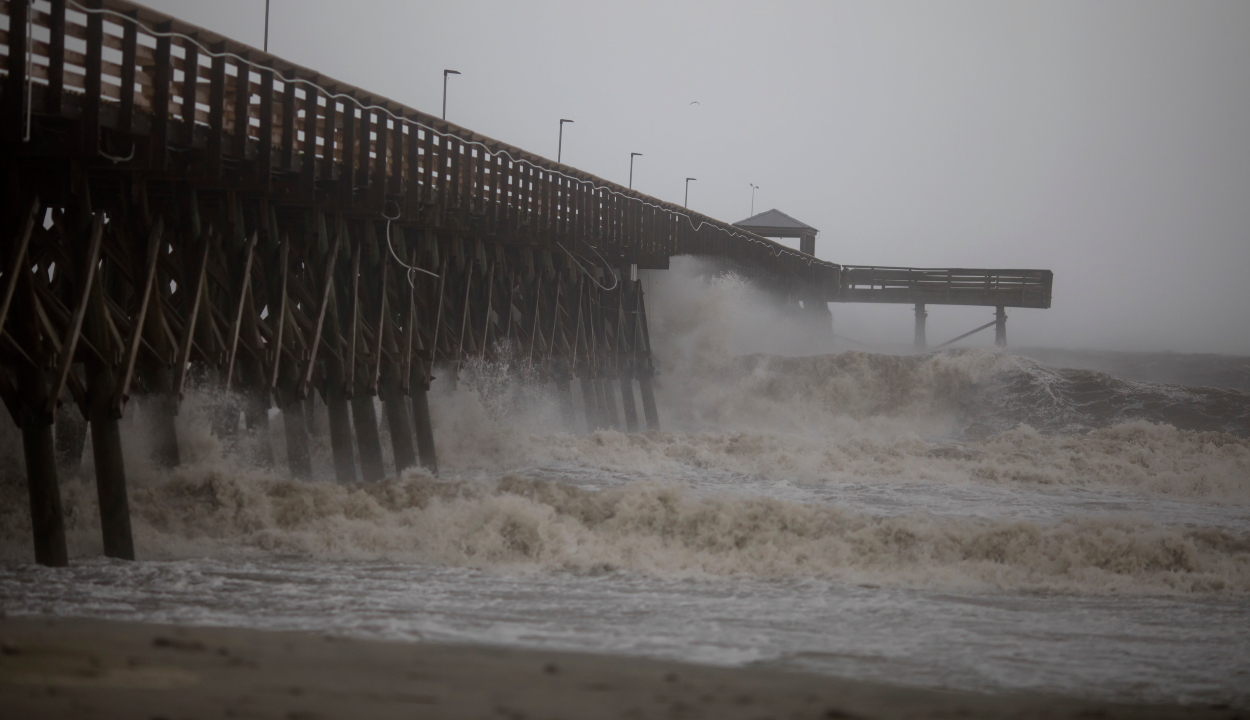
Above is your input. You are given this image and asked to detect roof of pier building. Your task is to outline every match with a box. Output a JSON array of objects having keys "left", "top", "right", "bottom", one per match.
[{"left": 732, "top": 209, "right": 818, "bottom": 240}]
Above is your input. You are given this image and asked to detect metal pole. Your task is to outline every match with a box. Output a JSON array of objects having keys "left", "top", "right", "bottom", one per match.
[
  {"left": 264, "top": 0, "right": 270, "bottom": 52},
  {"left": 559, "top": 119, "right": 573, "bottom": 163},
  {"left": 442, "top": 69, "right": 460, "bottom": 121},
  {"left": 630, "top": 152, "right": 642, "bottom": 189},
  {"left": 750, "top": 183, "right": 759, "bottom": 215},
  {"left": 685, "top": 177, "right": 696, "bottom": 208}
]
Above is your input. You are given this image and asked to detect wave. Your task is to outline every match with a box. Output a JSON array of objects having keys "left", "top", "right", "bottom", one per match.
[{"left": 2, "top": 468, "right": 1246, "bottom": 596}]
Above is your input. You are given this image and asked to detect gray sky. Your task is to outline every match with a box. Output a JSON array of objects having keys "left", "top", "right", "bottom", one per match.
[{"left": 136, "top": 0, "right": 1250, "bottom": 354}]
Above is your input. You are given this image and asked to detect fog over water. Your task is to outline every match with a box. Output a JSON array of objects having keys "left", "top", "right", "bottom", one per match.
[{"left": 131, "top": 0, "right": 1250, "bottom": 354}]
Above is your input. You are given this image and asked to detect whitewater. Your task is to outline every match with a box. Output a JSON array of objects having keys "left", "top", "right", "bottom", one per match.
[{"left": 2, "top": 259, "right": 1248, "bottom": 706}]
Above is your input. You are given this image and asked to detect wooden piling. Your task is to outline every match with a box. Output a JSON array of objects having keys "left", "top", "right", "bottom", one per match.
[
  {"left": 324, "top": 381, "right": 357, "bottom": 484},
  {"left": 18, "top": 367, "right": 69, "bottom": 568},
  {"left": 598, "top": 377, "right": 620, "bottom": 430},
  {"left": 281, "top": 396, "right": 313, "bottom": 480},
  {"left": 55, "top": 402, "right": 87, "bottom": 471},
  {"left": 995, "top": 306, "right": 1007, "bottom": 347},
  {"left": 914, "top": 303, "right": 927, "bottom": 353},
  {"left": 86, "top": 365, "right": 135, "bottom": 561},
  {"left": 384, "top": 392, "right": 417, "bottom": 473},
  {"left": 579, "top": 373, "right": 600, "bottom": 432},
  {"left": 618, "top": 371, "right": 640, "bottom": 433},
  {"left": 638, "top": 372, "right": 661, "bottom": 432},
  {"left": 351, "top": 395, "right": 385, "bottom": 482},
  {"left": 410, "top": 382, "right": 439, "bottom": 474}
]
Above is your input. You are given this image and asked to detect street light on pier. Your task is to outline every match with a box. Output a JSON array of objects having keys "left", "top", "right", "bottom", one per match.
[
  {"left": 629, "top": 153, "right": 642, "bottom": 189},
  {"left": 685, "top": 178, "right": 697, "bottom": 208},
  {"left": 558, "top": 119, "right": 574, "bottom": 163},
  {"left": 442, "top": 69, "right": 460, "bottom": 121},
  {"left": 750, "top": 183, "right": 760, "bottom": 216}
]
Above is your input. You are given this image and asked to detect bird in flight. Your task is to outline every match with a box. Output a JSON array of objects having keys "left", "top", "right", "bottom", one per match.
[{"left": 689, "top": 101, "right": 700, "bottom": 105}]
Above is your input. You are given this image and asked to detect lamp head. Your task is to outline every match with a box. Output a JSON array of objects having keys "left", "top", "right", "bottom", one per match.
[{"left": 444, "top": 69, "right": 460, "bottom": 77}]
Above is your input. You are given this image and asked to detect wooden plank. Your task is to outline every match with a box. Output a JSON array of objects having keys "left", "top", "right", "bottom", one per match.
[
  {"left": 342, "top": 94, "right": 357, "bottom": 199},
  {"left": 2, "top": 0, "right": 28, "bottom": 138},
  {"left": 372, "top": 106, "right": 389, "bottom": 201},
  {"left": 46, "top": 216, "right": 105, "bottom": 417},
  {"left": 367, "top": 243, "right": 389, "bottom": 394},
  {"left": 82, "top": 0, "right": 104, "bottom": 155},
  {"left": 344, "top": 238, "right": 361, "bottom": 396},
  {"left": 178, "top": 35, "right": 198, "bottom": 144},
  {"left": 149, "top": 22, "right": 172, "bottom": 167},
  {"left": 207, "top": 41, "right": 226, "bottom": 178},
  {"left": 281, "top": 69, "right": 296, "bottom": 169},
  {"left": 256, "top": 60, "right": 274, "bottom": 183},
  {"left": 232, "top": 52, "right": 250, "bottom": 157},
  {"left": 357, "top": 101, "right": 372, "bottom": 190},
  {"left": 297, "top": 233, "right": 342, "bottom": 398},
  {"left": 267, "top": 240, "right": 289, "bottom": 394},
  {"left": 172, "top": 239, "right": 210, "bottom": 404},
  {"left": 117, "top": 10, "right": 137, "bottom": 133},
  {"left": 222, "top": 231, "right": 258, "bottom": 391},
  {"left": 301, "top": 79, "right": 320, "bottom": 197},
  {"left": 0, "top": 197, "right": 40, "bottom": 340},
  {"left": 45, "top": 0, "right": 66, "bottom": 115},
  {"left": 113, "top": 216, "right": 164, "bottom": 414}
]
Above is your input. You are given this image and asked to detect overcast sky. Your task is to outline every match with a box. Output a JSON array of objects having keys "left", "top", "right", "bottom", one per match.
[{"left": 134, "top": 0, "right": 1250, "bottom": 355}]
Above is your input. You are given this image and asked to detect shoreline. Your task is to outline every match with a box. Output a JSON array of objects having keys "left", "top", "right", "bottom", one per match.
[{"left": 0, "top": 616, "right": 1238, "bottom": 719}]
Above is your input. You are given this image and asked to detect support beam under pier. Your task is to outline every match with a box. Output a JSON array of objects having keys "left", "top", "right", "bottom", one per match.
[{"left": 914, "top": 303, "right": 927, "bottom": 353}]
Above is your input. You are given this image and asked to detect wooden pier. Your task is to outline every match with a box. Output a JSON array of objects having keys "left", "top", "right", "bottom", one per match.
[{"left": 0, "top": 0, "right": 1049, "bottom": 566}]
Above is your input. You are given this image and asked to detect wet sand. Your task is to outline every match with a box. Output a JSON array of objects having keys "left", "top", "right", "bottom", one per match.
[{"left": 0, "top": 617, "right": 1238, "bottom": 719}]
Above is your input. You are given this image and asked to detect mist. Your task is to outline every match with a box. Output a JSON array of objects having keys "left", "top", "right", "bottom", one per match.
[{"left": 130, "top": 0, "right": 1250, "bottom": 356}]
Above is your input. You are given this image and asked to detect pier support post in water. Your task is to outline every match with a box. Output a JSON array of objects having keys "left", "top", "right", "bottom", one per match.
[
  {"left": 323, "top": 381, "right": 357, "bottom": 484},
  {"left": 280, "top": 397, "right": 313, "bottom": 480},
  {"left": 16, "top": 368, "right": 70, "bottom": 567},
  {"left": 914, "top": 303, "right": 927, "bottom": 353},
  {"left": 55, "top": 401, "right": 87, "bottom": 471},
  {"left": 638, "top": 370, "right": 660, "bottom": 432},
  {"left": 383, "top": 390, "right": 417, "bottom": 474},
  {"left": 995, "top": 305, "right": 1007, "bottom": 347},
  {"left": 409, "top": 363, "right": 438, "bottom": 474},
  {"left": 86, "top": 364, "right": 136, "bottom": 561},
  {"left": 618, "top": 368, "right": 640, "bottom": 433},
  {"left": 598, "top": 377, "right": 620, "bottom": 430},
  {"left": 579, "top": 373, "right": 600, "bottom": 431},
  {"left": 351, "top": 394, "right": 385, "bottom": 482},
  {"left": 553, "top": 362, "right": 577, "bottom": 431}
]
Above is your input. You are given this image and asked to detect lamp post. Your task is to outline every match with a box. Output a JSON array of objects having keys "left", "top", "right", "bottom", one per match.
[
  {"left": 750, "top": 183, "right": 759, "bottom": 216},
  {"left": 685, "top": 177, "right": 697, "bottom": 208},
  {"left": 264, "top": 0, "right": 270, "bottom": 52},
  {"left": 629, "top": 152, "right": 642, "bottom": 189},
  {"left": 558, "top": 119, "right": 574, "bottom": 163},
  {"left": 442, "top": 69, "right": 460, "bottom": 121}
]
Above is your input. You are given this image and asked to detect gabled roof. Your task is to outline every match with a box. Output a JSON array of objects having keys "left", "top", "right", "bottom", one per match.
[{"left": 733, "top": 208, "right": 818, "bottom": 233}]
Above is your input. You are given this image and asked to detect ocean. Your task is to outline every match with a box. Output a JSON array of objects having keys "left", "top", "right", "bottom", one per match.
[{"left": 2, "top": 261, "right": 1247, "bottom": 707}]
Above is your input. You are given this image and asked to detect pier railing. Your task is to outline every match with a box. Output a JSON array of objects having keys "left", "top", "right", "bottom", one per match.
[
  {"left": 836, "top": 266, "right": 1052, "bottom": 308},
  {"left": 0, "top": 0, "right": 837, "bottom": 286}
]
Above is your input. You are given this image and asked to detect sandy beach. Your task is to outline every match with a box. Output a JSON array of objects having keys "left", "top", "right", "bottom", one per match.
[{"left": 0, "top": 616, "right": 1239, "bottom": 720}]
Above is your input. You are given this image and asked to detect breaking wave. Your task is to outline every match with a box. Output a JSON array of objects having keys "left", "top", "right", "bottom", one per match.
[
  {"left": 1, "top": 257, "right": 1248, "bottom": 598},
  {"left": 2, "top": 468, "right": 1247, "bottom": 596}
]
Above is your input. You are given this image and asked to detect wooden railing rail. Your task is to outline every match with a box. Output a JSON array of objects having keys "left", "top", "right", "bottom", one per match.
[{"left": 0, "top": 0, "right": 837, "bottom": 286}]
